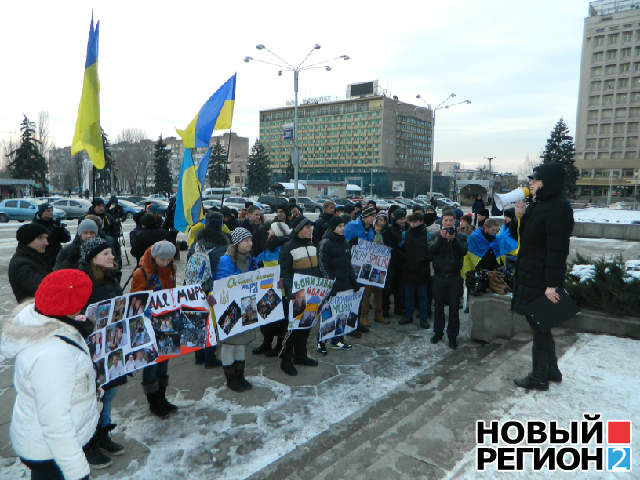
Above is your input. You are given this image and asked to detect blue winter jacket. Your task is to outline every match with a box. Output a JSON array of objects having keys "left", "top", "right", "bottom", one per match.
[
  {"left": 344, "top": 217, "right": 374, "bottom": 246},
  {"left": 214, "top": 254, "right": 258, "bottom": 280}
]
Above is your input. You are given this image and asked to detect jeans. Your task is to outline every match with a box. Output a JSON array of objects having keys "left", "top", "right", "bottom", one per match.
[
  {"left": 141, "top": 360, "right": 169, "bottom": 394},
  {"left": 404, "top": 282, "right": 428, "bottom": 322},
  {"left": 20, "top": 458, "right": 65, "bottom": 480},
  {"left": 100, "top": 387, "right": 117, "bottom": 427}
]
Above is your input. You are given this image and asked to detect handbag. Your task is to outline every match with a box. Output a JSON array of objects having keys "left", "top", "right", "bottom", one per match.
[{"left": 525, "top": 288, "right": 580, "bottom": 330}]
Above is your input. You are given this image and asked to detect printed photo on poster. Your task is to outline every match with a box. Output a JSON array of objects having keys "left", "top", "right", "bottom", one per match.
[
  {"left": 180, "top": 310, "right": 209, "bottom": 348},
  {"left": 218, "top": 301, "right": 241, "bottom": 335},
  {"left": 88, "top": 330, "right": 104, "bottom": 361},
  {"left": 128, "top": 316, "right": 150, "bottom": 348},
  {"left": 105, "top": 320, "right": 128, "bottom": 353},
  {"left": 157, "top": 333, "right": 181, "bottom": 356},
  {"left": 112, "top": 296, "right": 126, "bottom": 323},
  {"left": 127, "top": 293, "right": 149, "bottom": 317},
  {"left": 241, "top": 295, "right": 258, "bottom": 326},
  {"left": 292, "top": 289, "right": 306, "bottom": 318},
  {"left": 106, "top": 349, "right": 125, "bottom": 381},
  {"left": 289, "top": 274, "right": 334, "bottom": 330},
  {"left": 94, "top": 358, "right": 106, "bottom": 385},
  {"left": 351, "top": 239, "right": 391, "bottom": 288},
  {"left": 256, "top": 288, "right": 281, "bottom": 319},
  {"left": 126, "top": 346, "right": 158, "bottom": 371},
  {"left": 96, "top": 300, "right": 112, "bottom": 329},
  {"left": 318, "top": 288, "right": 364, "bottom": 342}
]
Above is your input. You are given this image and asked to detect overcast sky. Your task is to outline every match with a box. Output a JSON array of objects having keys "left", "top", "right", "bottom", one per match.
[{"left": 0, "top": 0, "right": 588, "bottom": 173}]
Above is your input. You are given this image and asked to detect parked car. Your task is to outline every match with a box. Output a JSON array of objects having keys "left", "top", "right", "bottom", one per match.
[
  {"left": 51, "top": 198, "right": 92, "bottom": 220},
  {"left": 137, "top": 199, "right": 168, "bottom": 216},
  {"left": 435, "top": 197, "right": 460, "bottom": 209},
  {"left": 334, "top": 198, "right": 356, "bottom": 208},
  {"left": 0, "top": 199, "right": 66, "bottom": 222},
  {"left": 117, "top": 199, "right": 144, "bottom": 219},
  {"left": 203, "top": 199, "right": 222, "bottom": 211},
  {"left": 257, "top": 195, "right": 290, "bottom": 212},
  {"left": 253, "top": 201, "right": 271, "bottom": 214},
  {"left": 220, "top": 197, "right": 245, "bottom": 212},
  {"left": 119, "top": 195, "right": 147, "bottom": 204},
  {"left": 294, "top": 197, "right": 322, "bottom": 213},
  {"left": 393, "top": 197, "right": 418, "bottom": 209}
]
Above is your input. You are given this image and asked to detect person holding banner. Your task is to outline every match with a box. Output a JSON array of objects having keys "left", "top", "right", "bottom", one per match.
[
  {"left": 279, "top": 217, "right": 321, "bottom": 376},
  {"left": 214, "top": 227, "right": 259, "bottom": 392},
  {"left": 131, "top": 240, "right": 178, "bottom": 417},
  {"left": 1, "top": 270, "right": 98, "bottom": 480},
  {"left": 317, "top": 215, "right": 359, "bottom": 353}
]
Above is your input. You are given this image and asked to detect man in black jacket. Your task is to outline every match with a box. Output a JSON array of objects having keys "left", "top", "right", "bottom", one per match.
[
  {"left": 312, "top": 200, "right": 335, "bottom": 245},
  {"left": 130, "top": 214, "right": 171, "bottom": 265},
  {"left": 399, "top": 212, "right": 430, "bottom": 328},
  {"left": 387, "top": 208, "right": 406, "bottom": 316},
  {"left": 279, "top": 217, "right": 320, "bottom": 376},
  {"left": 9, "top": 224, "right": 51, "bottom": 302},
  {"left": 32, "top": 203, "right": 71, "bottom": 269},
  {"left": 512, "top": 163, "right": 574, "bottom": 391},
  {"left": 55, "top": 218, "right": 99, "bottom": 270},
  {"left": 428, "top": 209, "right": 467, "bottom": 349}
]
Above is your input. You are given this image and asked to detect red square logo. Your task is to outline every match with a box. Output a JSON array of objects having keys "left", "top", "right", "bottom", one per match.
[{"left": 608, "top": 421, "right": 631, "bottom": 444}]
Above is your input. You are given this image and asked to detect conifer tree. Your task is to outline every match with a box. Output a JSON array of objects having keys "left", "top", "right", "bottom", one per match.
[
  {"left": 153, "top": 135, "right": 173, "bottom": 196},
  {"left": 207, "top": 140, "right": 229, "bottom": 188},
  {"left": 247, "top": 140, "right": 271, "bottom": 195},
  {"left": 8, "top": 116, "right": 48, "bottom": 194},
  {"left": 540, "top": 118, "right": 578, "bottom": 196},
  {"left": 95, "top": 128, "right": 112, "bottom": 194}
]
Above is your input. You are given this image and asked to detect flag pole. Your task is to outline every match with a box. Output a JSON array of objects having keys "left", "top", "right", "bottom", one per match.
[
  {"left": 220, "top": 130, "right": 232, "bottom": 207},
  {"left": 92, "top": 165, "right": 96, "bottom": 200}
]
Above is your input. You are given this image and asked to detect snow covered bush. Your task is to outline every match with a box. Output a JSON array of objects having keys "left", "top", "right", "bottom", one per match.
[{"left": 566, "top": 254, "right": 640, "bottom": 316}]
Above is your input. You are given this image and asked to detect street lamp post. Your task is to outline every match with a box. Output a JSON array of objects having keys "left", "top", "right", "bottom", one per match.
[
  {"left": 416, "top": 93, "right": 471, "bottom": 197},
  {"left": 245, "top": 45, "right": 349, "bottom": 199}
]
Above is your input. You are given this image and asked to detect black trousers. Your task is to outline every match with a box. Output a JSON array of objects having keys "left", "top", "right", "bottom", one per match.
[
  {"left": 260, "top": 318, "right": 287, "bottom": 347},
  {"left": 526, "top": 314, "right": 555, "bottom": 381},
  {"left": 282, "top": 328, "right": 311, "bottom": 360},
  {"left": 195, "top": 345, "right": 218, "bottom": 366},
  {"left": 432, "top": 274, "right": 460, "bottom": 338},
  {"left": 20, "top": 458, "right": 66, "bottom": 480}
]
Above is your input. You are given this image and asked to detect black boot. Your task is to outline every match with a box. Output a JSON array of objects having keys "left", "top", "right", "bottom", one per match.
[
  {"left": 83, "top": 434, "right": 112, "bottom": 469},
  {"left": 514, "top": 375, "right": 549, "bottom": 391},
  {"left": 204, "top": 346, "right": 222, "bottom": 368},
  {"left": 294, "top": 356, "right": 318, "bottom": 366},
  {"left": 515, "top": 348, "right": 549, "bottom": 391},
  {"left": 223, "top": 365, "right": 244, "bottom": 392},
  {"left": 235, "top": 361, "right": 252, "bottom": 391},
  {"left": 159, "top": 386, "right": 178, "bottom": 413},
  {"left": 96, "top": 424, "right": 124, "bottom": 456},
  {"left": 280, "top": 355, "right": 298, "bottom": 376},
  {"left": 430, "top": 334, "right": 442, "bottom": 344},
  {"left": 448, "top": 336, "right": 457, "bottom": 349},
  {"left": 146, "top": 391, "right": 169, "bottom": 417},
  {"left": 548, "top": 344, "right": 562, "bottom": 383}
]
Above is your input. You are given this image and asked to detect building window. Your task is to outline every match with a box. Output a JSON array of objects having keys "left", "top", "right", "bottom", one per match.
[
  {"left": 619, "top": 78, "right": 629, "bottom": 90},
  {"left": 611, "top": 152, "right": 623, "bottom": 160},
  {"left": 585, "top": 152, "right": 596, "bottom": 160},
  {"left": 617, "top": 93, "right": 628, "bottom": 104},
  {"left": 622, "top": 47, "right": 632, "bottom": 58},
  {"left": 631, "top": 107, "right": 640, "bottom": 117},
  {"left": 625, "top": 152, "right": 637, "bottom": 159},
  {"left": 623, "top": 168, "right": 636, "bottom": 176},
  {"left": 588, "top": 110, "right": 599, "bottom": 121},
  {"left": 615, "top": 108, "right": 627, "bottom": 118},
  {"left": 628, "top": 121, "right": 639, "bottom": 132},
  {"left": 586, "top": 138, "right": 597, "bottom": 149},
  {"left": 603, "top": 94, "right": 614, "bottom": 105},
  {"left": 613, "top": 137, "right": 624, "bottom": 148},
  {"left": 581, "top": 169, "right": 592, "bottom": 177},
  {"left": 594, "top": 36, "right": 605, "bottom": 46},
  {"left": 627, "top": 136, "right": 638, "bottom": 147},
  {"left": 605, "top": 64, "right": 617, "bottom": 75},
  {"left": 599, "top": 138, "right": 610, "bottom": 148},
  {"left": 592, "top": 51, "right": 604, "bottom": 63},
  {"left": 595, "top": 169, "right": 604, "bottom": 177},
  {"left": 592, "top": 66, "right": 603, "bottom": 76},
  {"left": 620, "top": 63, "right": 631, "bottom": 73},
  {"left": 632, "top": 93, "right": 640, "bottom": 103},
  {"left": 600, "top": 123, "right": 612, "bottom": 134},
  {"left": 614, "top": 122, "right": 626, "bottom": 134},
  {"left": 623, "top": 31, "right": 633, "bottom": 42},
  {"left": 601, "top": 109, "right": 613, "bottom": 119},
  {"left": 606, "top": 49, "right": 618, "bottom": 60},
  {"left": 587, "top": 124, "right": 598, "bottom": 135},
  {"left": 608, "top": 33, "right": 619, "bottom": 44},
  {"left": 591, "top": 80, "right": 603, "bottom": 91},
  {"left": 605, "top": 80, "right": 616, "bottom": 90}
]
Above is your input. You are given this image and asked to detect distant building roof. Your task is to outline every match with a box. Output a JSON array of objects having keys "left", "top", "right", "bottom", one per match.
[{"left": 0, "top": 178, "right": 35, "bottom": 186}]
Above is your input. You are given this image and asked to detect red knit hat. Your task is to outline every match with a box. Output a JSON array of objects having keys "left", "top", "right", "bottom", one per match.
[{"left": 35, "top": 269, "right": 93, "bottom": 317}]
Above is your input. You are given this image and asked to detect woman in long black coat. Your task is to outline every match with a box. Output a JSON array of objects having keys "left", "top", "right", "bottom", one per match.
[{"left": 512, "top": 163, "right": 574, "bottom": 391}]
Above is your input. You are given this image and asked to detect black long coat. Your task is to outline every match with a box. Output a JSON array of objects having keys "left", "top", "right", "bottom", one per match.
[
  {"left": 512, "top": 166, "right": 574, "bottom": 314},
  {"left": 318, "top": 230, "right": 358, "bottom": 293}
]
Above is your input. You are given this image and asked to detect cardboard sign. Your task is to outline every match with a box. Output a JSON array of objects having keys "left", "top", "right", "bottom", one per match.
[{"left": 351, "top": 239, "right": 391, "bottom": 288}]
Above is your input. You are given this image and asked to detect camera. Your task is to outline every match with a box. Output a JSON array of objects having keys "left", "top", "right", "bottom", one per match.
[{"left": 445, "top": 226, "right": 456, "bottom": 236}]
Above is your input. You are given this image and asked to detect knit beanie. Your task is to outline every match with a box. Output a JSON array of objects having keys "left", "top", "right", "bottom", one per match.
[
  {"left": 270, "top": 221, "right": 292, "bottom": 238},
  {"left": 328, "top": 215, "right": 345, "bottom": 232},
  {"left": 375, "top": 212, "right": 388, "bottom": 225},
  {"left": 231, "top": 227, "right": 253, "bottom": 245},
  {"left": 80, "top": 237, "right": 110, "bottom": 264},
  {"left": 292, "top": 217, "right": 313, "bottom": 234},
  {"left": 77, "top": 219, "right": 99, "bottom": 236},
  {"left": 150, "top": 240, "right": 176, "bottom": 260},
  {"left": 84, "top": 214, "right": 102, "bottom": 230},
  {"left": 361, "top": 206, "right": 376, "bottom": 218},
  {"left": 35, "top": 269, "right": 93, "bottom": 317},
  {"left": 16, "top": 223, "right": 48, "bottom": 245}
]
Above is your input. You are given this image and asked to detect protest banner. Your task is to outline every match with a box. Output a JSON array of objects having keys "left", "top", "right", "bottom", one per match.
[
  {"left": 289, "top": 274, "right": 334, "bottom": 330},
  {"left": 351, "top": 238, "right": 391, "bottom": 288},
  {"left": 85, "top": 284, "right": 214, "bottom": 386},
  {"left": 318, "top": 288, "right": 365, "bottom": 342},
  {"left": 212, "top": 266, "right": 284, "bottom": 342}
]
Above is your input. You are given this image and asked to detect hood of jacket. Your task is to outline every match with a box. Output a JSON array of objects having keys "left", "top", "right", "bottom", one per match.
[
  {"left": 532, "top": 163, "right": 565, "bottom": 201},
  {"left": 1, "top": 303, "right": 87, "bottom": 359},
  {"left": 139, "top": 247, "right": 176, "bottom": 282}
]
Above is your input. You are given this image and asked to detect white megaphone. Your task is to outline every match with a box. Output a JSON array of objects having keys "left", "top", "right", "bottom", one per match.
[{"left": 494, "top": 187, "right": 530, "bottom": 210}]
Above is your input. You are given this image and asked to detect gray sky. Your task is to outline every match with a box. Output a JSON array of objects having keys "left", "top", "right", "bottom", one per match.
[{"left": 0, "top": 0, "right": 587, "bottom": 173}]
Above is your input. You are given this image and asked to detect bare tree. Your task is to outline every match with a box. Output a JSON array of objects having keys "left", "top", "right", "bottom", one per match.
[
  {"left": 517, "top": 154, "right": 540, "bottom": 180},
  {"left": 0, "top": 137, "right": 19, "bottom": 173},
  {"left": 114, "top": 128, "right": 153, "bottom": 193}
]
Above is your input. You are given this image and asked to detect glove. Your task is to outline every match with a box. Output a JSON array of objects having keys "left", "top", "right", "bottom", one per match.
[{"left": 206, "top": 294, "right": 216, "bottom": 307}]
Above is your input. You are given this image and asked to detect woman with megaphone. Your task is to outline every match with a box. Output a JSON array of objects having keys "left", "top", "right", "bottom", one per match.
[{"left": 511, "top": 163, "right": 574, "bottom": 391}]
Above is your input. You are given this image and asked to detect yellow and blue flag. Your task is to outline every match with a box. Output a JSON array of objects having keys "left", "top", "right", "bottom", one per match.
[
  {"left": 176, "top": 74, "right": 236, "bottom": 148},
  {"left": 461, "top": 228, "right": 507, "bottom": 279},
  {"left": 71, "top": 14, "right": 104, "bottom": 169},
  {"left": 174, "top": 149, "right": 203, "bottom": 232}
]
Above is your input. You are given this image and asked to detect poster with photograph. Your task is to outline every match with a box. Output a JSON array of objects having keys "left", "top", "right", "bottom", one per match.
[
  {"left": 318, "top": 288, "right": 364, "bottom": 342},
  {"left": 351, "top": 239, "right": 391, "bottom": 288},
  {"left": 147, "top": 284, "right": 214, "bottom": 362},
  {"left": 212, "top": 266, "right": 284, "bottom": 342},
  {"left": 289, "top": 274, "right": 335, "bottom": 330}
]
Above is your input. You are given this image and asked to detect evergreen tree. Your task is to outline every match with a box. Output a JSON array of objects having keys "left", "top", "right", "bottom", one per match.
[
  {"left": 153, "top": 135, "right": 173, "bottom": 196},
  {"left": 247, "top": 140, "right": 271, "bottom": 195},
  {"left": 207, "top": 140, "right": 229, "bottom": 188},
  {"left": 94, "top": 128, "right": 112, "bottom": 195},
  {"left": 540, "top": 118, "right": 578, "bottom": 196},
  {"left": 8, "top": 116, "right": 48, "bottom": 194}
]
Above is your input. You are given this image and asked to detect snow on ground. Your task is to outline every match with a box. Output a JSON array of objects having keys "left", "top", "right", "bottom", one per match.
[
  {"left": 446, "top": 333, "right": 640, "bottom": 478},
  {"left": 573, "top": 208, "right": 640, "bottom": 224},
  {"left": 570, "top": 264, "right": 596, "bottom": 283}
]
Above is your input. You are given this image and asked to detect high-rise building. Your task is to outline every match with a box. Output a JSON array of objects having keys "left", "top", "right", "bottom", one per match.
[
  {"left": 576, "top": 0, "right": 640, "bottom": 200},
  {"left": 259, "top": 92, "right": 448, "bottom": 196}
]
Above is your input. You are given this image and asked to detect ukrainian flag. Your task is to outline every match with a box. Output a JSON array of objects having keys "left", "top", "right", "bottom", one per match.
[
  {"left": 176, "top": 74, "right": 236, "bottom": 148},
  {"left": 174, "top": 149, "right": 203, "bottom": 233},
  {"left": 496, "top": 222, "right": 519, "bottom": 256},
  {"left": 461, "top": 228, "right": 508, "bottom": 279},
  {"left": 71, "top": 14, "right": 104, "bottom": 169}
]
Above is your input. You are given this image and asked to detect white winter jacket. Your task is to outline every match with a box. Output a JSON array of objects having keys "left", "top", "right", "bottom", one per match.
[{"left": 0, "top": 303, "right": 99, "bottom": 480}]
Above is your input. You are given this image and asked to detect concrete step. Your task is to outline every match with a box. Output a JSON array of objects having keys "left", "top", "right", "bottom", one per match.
[{"left": 250, "top": 329, "right": 578, "bottom": 480}]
